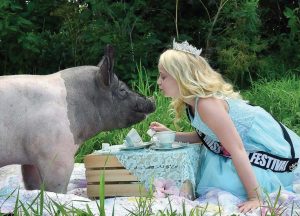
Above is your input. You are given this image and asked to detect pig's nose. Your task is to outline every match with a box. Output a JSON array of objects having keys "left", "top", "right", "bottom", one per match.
[{"left": 134, "top": 96, "right": 155, "bottom": 113}]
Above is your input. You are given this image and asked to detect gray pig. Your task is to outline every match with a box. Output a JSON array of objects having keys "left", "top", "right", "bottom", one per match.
[{"left": 0, "top": 45, "right": 155, "bottom": 193}]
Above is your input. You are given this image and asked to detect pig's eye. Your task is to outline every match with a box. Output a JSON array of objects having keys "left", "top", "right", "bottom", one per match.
[{"left": 118, "top": 88, "right": 128, "bottom": 98}]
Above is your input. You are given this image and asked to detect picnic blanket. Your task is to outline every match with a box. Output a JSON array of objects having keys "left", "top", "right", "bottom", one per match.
[{"left": 1, "top": 164, "right": 300, "bottom": 215}]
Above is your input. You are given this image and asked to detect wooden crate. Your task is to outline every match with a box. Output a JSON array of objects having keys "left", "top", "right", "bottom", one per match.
[{"left": 84, "top": 154, "right": 147, "bottom": 198}]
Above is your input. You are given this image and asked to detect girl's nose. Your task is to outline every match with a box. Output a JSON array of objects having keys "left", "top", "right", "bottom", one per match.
[{"left": 157, "top": 77, "right": 161, "bottom": 85}]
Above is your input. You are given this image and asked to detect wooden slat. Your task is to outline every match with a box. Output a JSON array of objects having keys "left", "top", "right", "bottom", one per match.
[
  {"left": 84, "top": 154, "right": 147, "bottom": 198},
  {"left": 84, "top": 155, "right": 124, "bottom": 168},
  {"left": 86, "top": 169, "right": 138, "bottom": 182},
  {"left": 87, "top": 184, "right": 147, "bottom": 197}
]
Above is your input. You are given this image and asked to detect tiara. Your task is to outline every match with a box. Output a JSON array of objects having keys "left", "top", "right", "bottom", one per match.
[{"left": 172, "top": 39, "right": 202, "bottom": 56}]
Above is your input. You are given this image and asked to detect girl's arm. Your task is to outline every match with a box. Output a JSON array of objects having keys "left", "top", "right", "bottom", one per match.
[
  {"left": 150, "top": 122, "right": 202, "bottom": 143},
  {"left": 197, "top": 97, "right": 261, "bottom": 212},
  {"left": 175, "top": 131, "right": 201, "bottom": 143}
]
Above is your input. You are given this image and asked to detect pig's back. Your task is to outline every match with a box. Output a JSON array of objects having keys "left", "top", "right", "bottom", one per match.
[
  {"left": 0, "top": 73, "right": 72, "bottom": 164},
  {"left": 0, "top": 73, "right": 66, "bottom": 121}
]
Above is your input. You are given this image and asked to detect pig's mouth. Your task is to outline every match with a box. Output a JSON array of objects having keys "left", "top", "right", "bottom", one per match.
[
  {"left": 134, "top": 110, "right": 152, "bottom": 121},
  {"left": 135, "top": 112, "right": 147, "bottom": 120},
  {"left": 136, "top": 110, "right": 152, "bottom": 118},
  {"left": 123, "top": 102, "right": 154, "bottom": 127}
]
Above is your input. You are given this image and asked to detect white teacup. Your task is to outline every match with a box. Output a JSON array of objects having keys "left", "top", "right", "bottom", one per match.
[
  {"left": 154, "top": 131, "right": 176, "bottom": 148},
  {"left": 124, "top": 128, "right": 143, "bottom": 147}
]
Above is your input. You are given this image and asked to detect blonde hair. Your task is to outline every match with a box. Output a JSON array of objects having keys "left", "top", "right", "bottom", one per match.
[{"left": 158, "top": 49, "right": 242, "bottom": 120}]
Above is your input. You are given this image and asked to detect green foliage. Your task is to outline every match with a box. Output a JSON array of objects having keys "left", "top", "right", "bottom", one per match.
[
  {"left": 1, "top": 0, "right": 299, "bottom": 87},
  {"left": 277, "top": 6, "right": 300, "bottom": 68},
  {"left": 211, "top": 0, "right": 268, "bottom": 86},
  {"left": 0, "top": 0, "right": 65, "bottom": 75}
]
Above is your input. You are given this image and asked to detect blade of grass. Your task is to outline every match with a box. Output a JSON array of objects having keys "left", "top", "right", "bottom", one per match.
[
  {"left": 85, "top": 203, "right": 93, "bottom": 215},
  {"left": 182, "top": 200, "right": 186, "bottom": 216},
  {"left": 98, "top": 155, "right": 109, "bottom": 216},
  {"left": 13, "top": 188, "right": 20, "bottom": 215},
  {"left": 272, "top": 186, "right": 281, "bottom": 213},
  {"left": 0, "top": 187, "right": 18, "bottom": 209},
  {"left": 290, "top": 201, "right": 295, "bottom": 216},
  {"left": 50, "top": 199, "right": 69, "bottom": 215},
  {"left": 39, "top": 185, "right": 45, "bottom": 216},
  {"left": 19, "top": 200, "right": 31, "bottom": 216},
  {"left": 99, "top": 171, "right": 105, "bottom": 216}
]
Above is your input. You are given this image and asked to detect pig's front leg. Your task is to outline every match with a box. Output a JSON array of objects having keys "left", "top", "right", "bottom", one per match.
[
  {"left": 21, "top": 164, "right": 42, "bottom": 190},
  {"left": 36, "top": 154, "right": 75, "bottom": 193}
]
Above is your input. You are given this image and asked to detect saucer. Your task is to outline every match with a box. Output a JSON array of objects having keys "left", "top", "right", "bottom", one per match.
[
  {"left": 120, "top": 141, "right": 153, "bottom": 150},
  {"left": 150, "top": 142, "right": 186, "bottom": 150}
]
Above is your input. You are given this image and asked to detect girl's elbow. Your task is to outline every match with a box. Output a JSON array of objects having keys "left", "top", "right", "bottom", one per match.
[
  {"left": 237, "top": 142, "right": 245, "bottom": 151},
  {"left": 228, "top": 142, "right": 246, "bottom": 155}
]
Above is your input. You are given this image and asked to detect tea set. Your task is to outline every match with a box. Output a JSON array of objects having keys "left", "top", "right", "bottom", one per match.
[{"left": 120, "top": 128, "right": 186, "bottom": 151}]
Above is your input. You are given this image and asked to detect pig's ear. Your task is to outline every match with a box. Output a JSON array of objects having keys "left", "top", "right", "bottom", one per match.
[
  {"left": 97, "top": 56, "right": 111, "bottom": 87},
  {"left": 104, "top": 45, "right": 115, "bottom": 71},
  {"left": 97, "top": 45, "right": 115, "bottom": 87}
]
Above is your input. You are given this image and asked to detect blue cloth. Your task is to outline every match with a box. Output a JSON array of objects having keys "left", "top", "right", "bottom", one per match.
[
  {"left": 93, "top": 144, "right": 202, "bottom": 192},
  {"left": 189, "top": 98, "right": 300, "bottom": 199}
]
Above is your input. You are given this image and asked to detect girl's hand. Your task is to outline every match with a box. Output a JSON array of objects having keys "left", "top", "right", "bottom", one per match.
[
  {"left": 237, "top": 198, "right": 261, "bottom": 213},
  {"left": 150, "top": 122, "right": 171, "bottom": 132}
]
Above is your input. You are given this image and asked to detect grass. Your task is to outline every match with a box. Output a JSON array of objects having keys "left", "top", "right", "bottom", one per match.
[{"left": 242, "top": 76, "right": 300, "bottom": 134}]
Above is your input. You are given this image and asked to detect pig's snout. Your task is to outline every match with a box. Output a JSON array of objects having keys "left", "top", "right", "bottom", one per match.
[{"left": 134, "top": 96, "right": 156, "bottom": 114}]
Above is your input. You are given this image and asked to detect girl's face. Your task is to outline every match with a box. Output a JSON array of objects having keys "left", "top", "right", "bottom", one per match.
[{"left": 157, "top": 67, "right": 180, "bottom": 98}]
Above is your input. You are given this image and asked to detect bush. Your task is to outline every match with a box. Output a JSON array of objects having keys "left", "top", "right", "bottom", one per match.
[{"left": 1, "top": 0, "right": 299, "bottom": 88}]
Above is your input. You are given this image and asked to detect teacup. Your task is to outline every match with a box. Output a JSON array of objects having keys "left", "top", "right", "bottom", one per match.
[
  {"left": 154, "top": 131, "right": 176, "bottom": 148},
  {"left": 124, "top": 137, "right": 134, "bottom": 147},
  {"left": 124, "top": 128, "right": 143, "bottom": 147}
]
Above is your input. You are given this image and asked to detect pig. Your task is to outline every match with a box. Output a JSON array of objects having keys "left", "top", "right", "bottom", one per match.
[{"left": 0, "top": 45, "right": 155, "bottom": 193}]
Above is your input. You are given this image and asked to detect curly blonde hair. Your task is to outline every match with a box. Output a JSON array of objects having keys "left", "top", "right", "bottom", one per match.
[{"left": 158, "top": 49, "right": 242, "bottom": 120}]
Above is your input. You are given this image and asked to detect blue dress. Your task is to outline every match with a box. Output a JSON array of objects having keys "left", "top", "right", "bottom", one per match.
[{"left": 188, "top": 98, "right": 300, "bottom": 199}]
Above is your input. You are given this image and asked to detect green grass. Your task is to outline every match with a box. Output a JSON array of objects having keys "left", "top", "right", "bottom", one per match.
[{"left": 242, "top": 76, "right": 300, "bottom": 134}]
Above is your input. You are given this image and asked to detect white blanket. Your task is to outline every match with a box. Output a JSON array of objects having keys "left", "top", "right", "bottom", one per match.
[{"left": 1, "top": 164, "right": 300, "bottom": 215}]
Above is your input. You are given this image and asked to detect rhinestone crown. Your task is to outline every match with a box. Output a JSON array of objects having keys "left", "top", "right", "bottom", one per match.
[{"left": 172, "top": 39, "right": 202, "bottom": 56}]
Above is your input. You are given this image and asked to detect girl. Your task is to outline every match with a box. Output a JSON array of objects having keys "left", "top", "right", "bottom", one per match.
[{"left": 150, "top": 40, "right": 300, "bottom": 213}]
